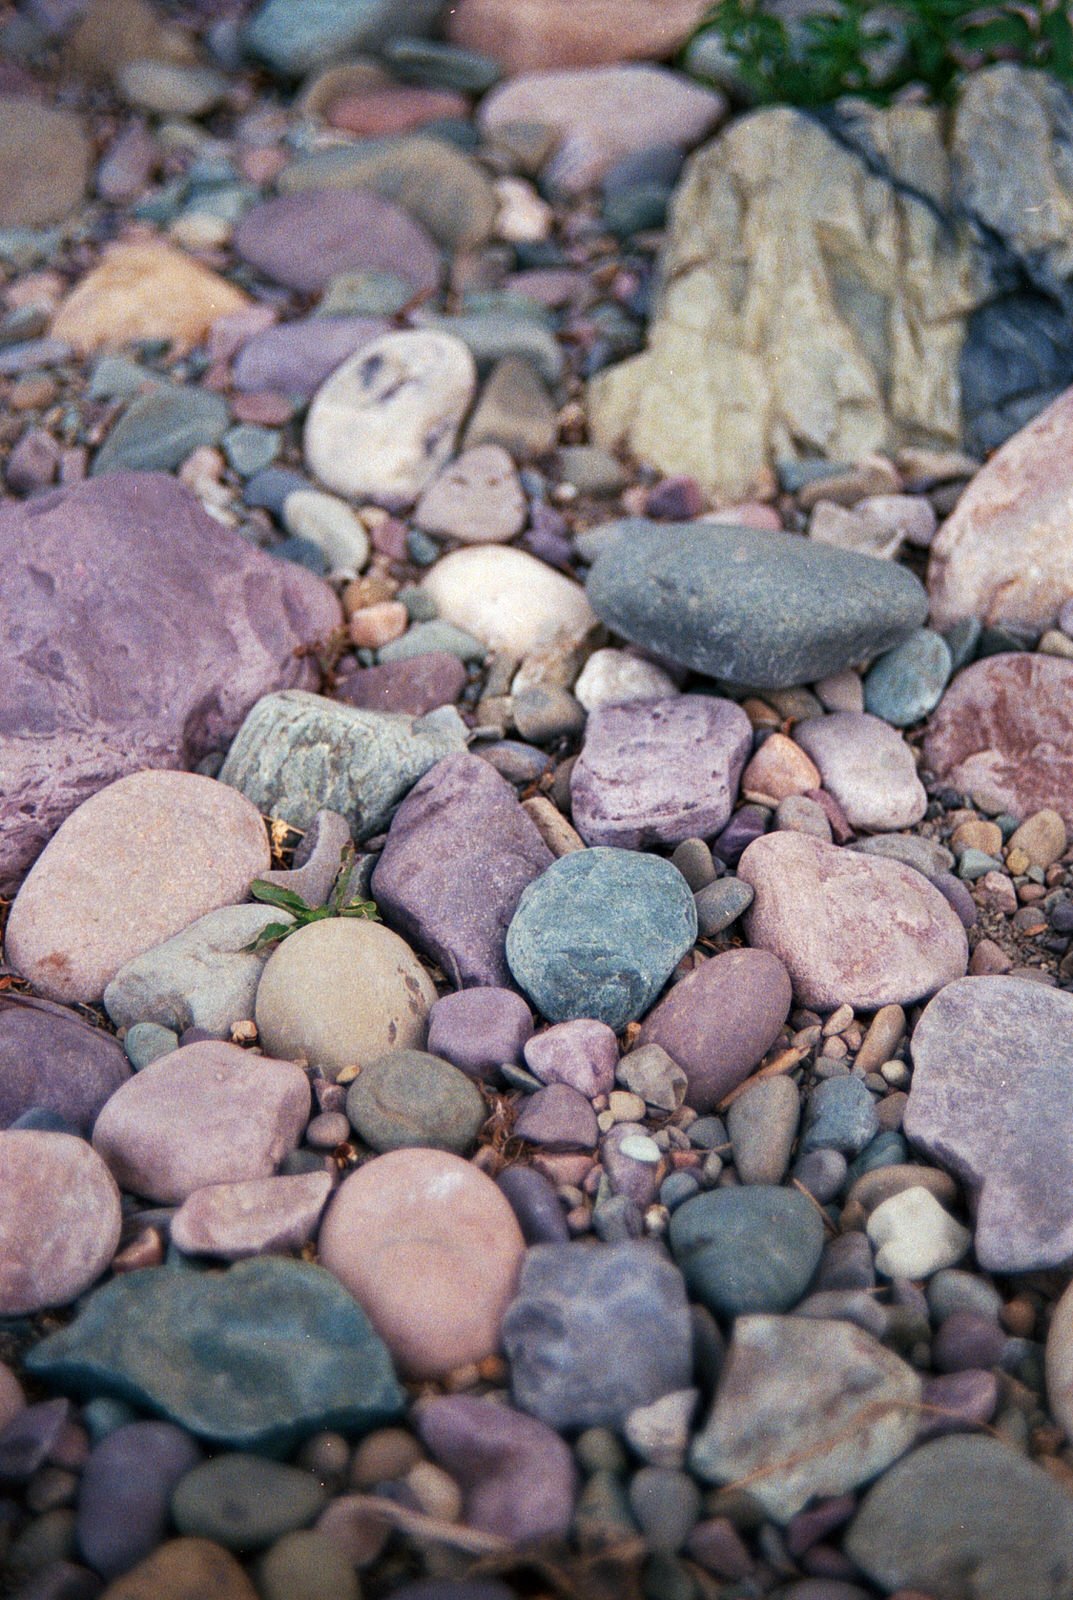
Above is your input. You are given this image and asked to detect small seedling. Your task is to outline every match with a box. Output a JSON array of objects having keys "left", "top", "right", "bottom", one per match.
[{"left": 245, "top": 848, "right": 380, "bottom": 953}]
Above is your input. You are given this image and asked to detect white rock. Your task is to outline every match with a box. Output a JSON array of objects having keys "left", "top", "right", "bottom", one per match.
[
  {"left": 794, "top": 712, "right": 927, "bottom": 832},
  {"left": 867, "top": 1187, "right": 971, "bottom": 1278},
  {"left": 624, "top": 1388, "right": 698, "bottom": 1469},
  {"left": 414, "top": 444, "right": 527, "bottom": 544},
  {"left": 304, "top": 330, "right": 477, "bottom": 510},
  {"left": 421, "top": 545, "right": 596, "bottom": 657},
  {"left": 282, "top": 490, "right": 370, "bottom": 578},
  {"left": 574, "top": 648, "right": 679, "bottom": 712},
  {"left": 494, "top": 176, "right": 553, "bottom": 243}
]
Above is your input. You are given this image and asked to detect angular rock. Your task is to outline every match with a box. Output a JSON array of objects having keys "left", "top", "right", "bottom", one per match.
[
  {"left": 0, "top": 97, "right": 90, "bottom": 227},
  {"left": 524, "top": 1019, "right": 618, "bottom": 1099},
  {"left": 426, "top": 988, "right": 534, "bottom": 1079},
  {"left": 0, "top": 1131, "right": 121, "bottom": 1315},
  {"left": 77, "top": 1422, "right": 203, "bottom": 1580},
  {"left": 232, "top": 317, "right": 385, "bottom": 399},
  {"left": 574, "top": 648, "right": 679, "bottom": 712},
  {"left": 463, "top": 354, "right": 558, "bottom": 458},
  {"left": 98, "top": 1538, "right": 257, "bottom": 1600},
  {"left": 668, "top": 1186, "right": 824, "bottom": 1319},
  {"left": 794, "top": 713, "right": 926, "bottom": 832},
  {"left": 233, "top": 189, "right": 440, "bottom": 297},
  {"left": 52, "top": 242, "right": 249, "bottom": 356},
  {"left": 726, "top": 1076, "right": 800, "bottom": 1185},
  {"left": 335, "top": 653, "right": 468, "bottom": 718},
  {"left": 414, "top": 445, "right": 527, "bottom": 544},
  {"left": 0, "top": 995, "right": 130, "bottom": 1135},
  {"left": 255, "top": 809, "right": 352, "bottom": 909},
  {"left": 345, "top": 1048, "right": 486, "bottom": 1155},
  {"left": 170, "top": 1173, "right": 333, "bottom": 1261},
  {"left": 93, "top": 387, "right": 229, "bottom": 476},
  {"left": 514, "top": 1082, "right": 598, "bottom": 1150},
  {"left": 422, "top": 545, "right": 596, "bottom": 657}
]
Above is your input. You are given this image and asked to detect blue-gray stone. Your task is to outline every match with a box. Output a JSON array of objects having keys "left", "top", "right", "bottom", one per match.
[
  {"left": 863, "top": 628, "right": 953, "bottom": 727},
  {"left": 24, "top": 1257, "right": 404, "bottom": 1453},
  {"left": 585, "top": 522, "right": 928, "bottom": 690},
  {"left": 505, "top": 847, "right": 698, "bottom": 1031},
  {"left": 668, "top": 1186, "right": 825, "bottom": 1319},
  {"left": 222, "top": 424, "right": 279, "bottom": 477},
  {"left": 123, "top": 1021, "right": 179, "bottom": 1070},
  {"left": 943, "top": 616, "right": 981, "bottom": 673},
  {"left": 87, "top": 355, "right": 154, "bottom": 401},
  {"left": 381, "top": 35, "right": 501, "bottom": 92},
  {"left": 957, "top": 847, "right": 1003, "bottom": 881},
  {"left": 417, "top": 309, "right": 564, "bottom": 385},
  {"left": 800, "top": 1075, "right": 880, "bottom": 1158},
  {"left": 378, "top": 620, "right": 486, "bottom": 664},
  {"left": 271, "top": 536, "right": 329, "bottom": 575},
  {"left": 244, "top": 466, "right": 311, "bottom": 515},
  {"left": 171, "top": 1453, "right": 327, "bottom": 1549},
  {"left": 92, "top": 388, "right": 229, "bottom": 475},
  {"left": 244, "top": 0, "right": 441, "bottom": 76},
  {"left": 846, "top": 1131, "right": 909, "bottom": 1185}
]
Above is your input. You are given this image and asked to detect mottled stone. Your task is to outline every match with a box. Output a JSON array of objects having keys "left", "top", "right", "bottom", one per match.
[
  {"left": 170, "top": 1173, "right": 333, "bottom": 1260},
  {"left": 234, "top": 190, "right": 440, "bottom": 297},
  {"left": 52, "top": 242, "right": 249, "bottom": 356},
  {"left": 795, "top": 713, "right": 926, "bottom": 832},
  {"left": 171, "top": 1454, "right": 327, "bottom": 1550},
  {"left": 0, "top": 996, "right": 129, "bottom": 1135},
  {"left": 0, "top": 1131, "right": 121, "bottom": 1315},
  {"left": 422, "top": 545, "right": 596, "bottom": 657}
]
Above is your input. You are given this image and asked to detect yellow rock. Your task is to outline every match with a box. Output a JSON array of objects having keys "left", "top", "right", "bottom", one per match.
[{"left": 52, "top": 241, "right": 249, "bottom": 356}]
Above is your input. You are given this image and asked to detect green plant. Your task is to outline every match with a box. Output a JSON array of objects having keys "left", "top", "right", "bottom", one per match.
[{"left": 245, "top": 851, "right": 380, "bottom": 953}]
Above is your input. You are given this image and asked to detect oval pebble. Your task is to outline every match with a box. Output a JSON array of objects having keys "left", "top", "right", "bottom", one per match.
[{"left": 0, "top": 1131, "right": 121, "bottom": 1315}]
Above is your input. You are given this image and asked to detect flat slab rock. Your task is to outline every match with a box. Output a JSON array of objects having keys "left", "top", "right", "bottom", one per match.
[
  {"left": 0, "top": 473, "right": 340, "bottom": 894},
  {"left": 904, "top": 975, "right": 1073, "bottom": 1272}
]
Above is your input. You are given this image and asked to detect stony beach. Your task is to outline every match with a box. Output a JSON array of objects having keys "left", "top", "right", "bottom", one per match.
[{"left": 3, "top": 2, "right": 1073, "bottom": 1598}]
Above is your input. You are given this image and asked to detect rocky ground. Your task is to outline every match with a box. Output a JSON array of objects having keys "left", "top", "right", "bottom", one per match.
[{"left": 4, "top": 3, "right": 1073, "bottom": 1599}]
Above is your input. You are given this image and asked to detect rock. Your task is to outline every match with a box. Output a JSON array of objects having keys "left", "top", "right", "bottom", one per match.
[
  {"left": 573, "top": 649, "right": 679, "bottom": 712},
  {"left": 524, "top": 1019, "right": 618, "bottom": 1098},
  {"left": 810, "top": 494, "right": 937, "bottom": 560},
  {"left": 862, "top": 629, "right": 952, "bottom": 727},
  {"left": 726, "top": 1077, "right": 800, "bottom": 1185},
  {"left": 422, "top": 545, "right": 596, "bottom": 657},
  {"left": 690, "top": 1315, "right": 921, "bottom": 1523},
  {"left": 52, "top": 242, "right": 249, "bottom": 356},
  {"left": 515, "top": 1082, "right": 598, "bottom": 1149},
  {"left": 570, "top": 697, "right": 751, "bottom": 849},
  {"left": 739, "top": 832, "right": 968, "bottom": 1011},
  {"left": 414, "top": 446, "right": 527, "bottom": 544},
  {"left": 218, "top": 690, "right": 466, "bottom": 840},
  {"left": 497, "top": 1165, "right": 569, "bottom": 1245},
  {"left": 904, "top": 975, "right": 1073, "bottom": 1272},
  {"left": 0, "top": 1131, "right": 121, "bottom": 1315},
  {"left": 245, "top": 0, "right": 442, "bottom": 76},
  {"left": 801, "top": 1077, "right": 879, "bottom": 1158},
  {"left": 233, "top": 318, "right": 385, "bottom": 400},
  {"left": 415, "top": 1395, "right": 576, "bottom": 1543},
  {"left": 345, "top": 1049, "right": 486, "bottom": 1155},
  {"left": 794, "top": 713, "right": 926, "bottom": 832},
  {"left": 668, "top": 1186, "right": 824, "bottom": 1318},
  {"left": 172, "top": 1454, "right": 327, "bottom": 1551},
  {"left": 98, "top": 1538, "right": 257, "bottom": 1600},
  {"left": 0, "top": 1362, "right": 24, "bottom": 1432},
  {"left": 502, "top": 1242, "right": 692, "bottom": 1429},
  {"left": 255, "top": 810, "right": 353, "bottom": 910},
  {"left": 255, "top": 917, "right": 437, "bottom": 1081},
  {"left": 336, "top": 654, "right": 468, "bottom": 718},
  {"left": 924, "top": 652, "right": 1073, "bottom": 826},
  {"left": 0, "top": 996, "right": 129, "bottom": 1135},
  {"left": 426, "top": 988, "right": 534, "bottom": 1079},
  {"left": 170, "top": 1173, "right": 333, "bottom": 1260},
  {"left": 0, "top": 98, "right": 90, "bottom": 227},
  {"left": 636, "top": 949, "right": 792, "bottom": 1113},
  {"left": 844, "top": 1435, "right": 1073, "bottom": 1600},
  {"left": 116, "top": 59, "right": 227, "bottom": 116},
  {"left": 505, "top": 846, "right": 698, "bottom": 1031},
  {"left": 26, "top": 1256, "right": 404, "bottom": 1453},
  {"left": 463, "top": 355, "right": 558, "bottom": 458},
  {"left": 318, "top": 1148, "right": 525, "bottom": 1378},
  {"left": 77, "top": 1422, "right": 203, "bottom": 1580},
  {"left": 1008, "top": 808, "right": 1066, "bottom": 868},
  {"left": 281, "top": 494, "right": 370, "bottom": 581},
  {"left": 1046, "top": 1279, "right": 1073, "bottom": 1442},
  {"left": 304, "top": 330, "right": 476, "bottom": 509},
  {"left": 866, "top": 1187, "right": 971, "bottom": 1278},
  {"left": 0, "top": 474, "right": 340, "bottom": 895},
  {"left": 585, "top": 522, "right": 928, "bottom": 690},
  {"left": 852, "top": 832, "right": 953, "bottom": 878},
  {"left": 257, "top": 1531, "right": 359, "bottom": 1600},
  {"left": 371, "top": 752, "right": 553, "bottom": 988},
  {"left": 91, "top": 1040, "right": 309, "bottom": 1204},
  {"left": 92, "top": 388, "right": 229, "bottom": 476},
  {"left": 7, "top": 770, "right": 271, "bottom": 1005},
  {"left": 233, "top": 190, "right": 439, "bottom": 297},
  {"left": 479, "top": 65, "right": 724, "bottom": 194},
  {"left": 447, "top": 0, "right": 707, "bottom": 73},
  {"left": 741, "top": 733, "right": 821, "bottom": 803},
  {"left": 616, "top": 1043, "right": 688, "bottom": 1113}
]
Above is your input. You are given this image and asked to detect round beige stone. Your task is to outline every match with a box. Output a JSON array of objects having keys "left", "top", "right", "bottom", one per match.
[
  {"left": 421, "top": 545, "right": 596, "bottom": 657},
  {"left": 0, "top": 1131, "right": 121, "bottom": 1315},
  {"left": 0, "top": 98, "right": 90, "bottom": 228},
  {"left": 318, "top": 1148, "right": 525, "bottom": 1378},
  {"left": 255, "top": 918, "right": 437, "bottom": 1080}
]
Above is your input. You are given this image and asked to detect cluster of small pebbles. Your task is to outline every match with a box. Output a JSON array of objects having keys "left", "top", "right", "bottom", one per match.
[{"left": 3, "top": 4, "right": 1073, "bottom": 1600}]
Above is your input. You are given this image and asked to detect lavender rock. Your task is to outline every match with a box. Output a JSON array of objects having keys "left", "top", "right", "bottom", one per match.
[
  {"left": 335, "top": 653, "right": 468, "bottom": 718},
  {"left": 233, "top": 189, "right": 440, "bottom": 296},
  {"left": 76, "top": 1422, "right": 202, "bottom": 1579},
  {"left": 232, "top": 316, "right": 387, "bottom": 398},
  {"left": 0, "top": 996, "right": 129, "bottom": 1135},
  {"left": 918, "top": 1370, "right": 998, "bottom": 1440},
  {"left": 514, "top": 1082, "right": 598, "bottom": 1150},
  {"left": 427, "top": 988, "right": 534, "bottom": 1080},
  {"left": 524, "top": 1019, "right": 618, "bottom": 1098},
  {"left": 793, "top": 712, "right": 926, "bottom": 832},
  {"left": 496, "top": 1165, "right": 569, "bottom": 1244},
  {"left": 170, "top": 1172, "right": 334, "bottom": 1260},
  {"left": 0, "top": 1132, "right": 121, "bottom": 1315}
]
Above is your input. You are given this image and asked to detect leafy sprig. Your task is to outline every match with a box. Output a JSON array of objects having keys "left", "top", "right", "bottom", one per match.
[{"left": 245, "top": 847, "right": 380, "bottom": 953}]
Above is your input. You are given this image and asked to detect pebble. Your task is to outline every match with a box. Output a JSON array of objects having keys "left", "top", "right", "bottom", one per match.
[
  {"left": 515, "top": 1082, "right": 599, "bottom": 1149},
  {"left": 918, "top": 1368, "right": 998, "bottom": 1439},
  {"left": 775, "top": 794, "right": 834, "bottom": 841},
  {"left": 96, "top": 1537, "right": 257, "bottom": 1600},
  {"left": 741, "top": 733, "right": 821, "bottom": 802},
  {"left": 76, "top": 1423, "right": 203, "bottom": 1580},
  {"left": 232, "top": 316, "right": 384, "bottom": 399},
  {"left": 863, "top": 628, "right": 953, "bottom": 726},
  {"left": 794, "top": 713, "right": 927, "bottom": 831},
  {"left": 92, "top": 387, "right": 229, "bottom": 476},
  {"left": 0, "top": 1131, "right": 121, "bottom": 1314},
  {"left": 414, "top": 445, "right": 527, "bottom": 544},
  {"left": 932, "top": 1310, "right": 1006, "bottom": 1372},
  {"left": 505, "top": 846, "right": 698, "bottom": 1030},
  {"left": 171, "top": 1454, "right": 327, "bottom": 1551},
  {"left": 1008, "top": 808, "right": 1066, "bottom": 868},
  {"left": 669, "top": 1186, "right": 824, "bottom": 1318},
  {"left": 282, "top": 491, "right": 369, "bottom": 578},
  {"left": 464, "top": 353, "right": 559, "bottom": 458},
  {"left": 0, "top": 1361, "right": 24, "bottom": 1432},
  {"left": 318, "top": 1148, "right": 525, "bottom": 1378},
  {"left": 233, "top": 189, "right": 439, "bottom": 297},
  {"left": 346, "top": 1048, "right": 486, "bottom": 1155},
  {"left": 852, "top": 831, "right": 954, "bottom": 878},
  {"left": 336, "top": 653, "right": 467, "bottom": 717},
  {"left": 421, "top": 544, "right": 596, "bottom": 657},
  {"left": 617, "top": 1043, "right": 688, "bottom": 1112},
  {"left": 426, "top": 987, "right": 534, "bottom": 1079},
  {"left": 524, "top": 1019, "right": 618, "bottom": 1098},
  {"left": 169, "top": 1172, "right": 333, "bottom": 1260},
  {"left": 573, "top": 648, "right": 679, "bottom": 712},
  {"left": 0, "top": 996, "right": 129, "bottom": 1135},
  {"left": 866, "top": 1187, "right": 971, "bottom": 1278},
  {"left": 694, "top": 876, "right": 754, "bottom": 936},
  {"left": 52, "top": 241, "right": 249, "bottom": 356},
  {"left": 1045, "top": 1277, "right": 1073, "bottom": 1442},
  {"left": 257, "top": 1529, "right": 360, "bottom": 1600},
  {"left": 727, "top": 1076, "right": 800, "bottom": 1184},
  {"left": 497, "top": 1164, "right": 569, "bottom": 1244},
  {"left": 801, "top": 1076, "right": 879, "bottom": 1157},
  {"left": 0, "top": 96, "right": 89, "bottom": 228}
]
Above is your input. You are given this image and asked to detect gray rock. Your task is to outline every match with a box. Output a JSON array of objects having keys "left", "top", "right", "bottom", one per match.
[
  {"left": 345, "top": 1048, "right": 486, "bottom": 1155},
  {"left": 851, "top": 832, "right": 954, "bottom": 877},
  {"left": 694, "top": 877, "right": 754, "bottom": 937},
  {"left": 172, "top": 1453, "right": 328, "bottom": 1550},
  {"left": 863, "top": 628, "right": 953, "bottom": 726},
  {"left": 727, "top": 1076, "right": 800, "bottom": 1185},
  {"left": 93, "top": 388, "right": 229, "bottom": 475},
  {"left": 244, "top": 0, "right": 442, "bottom": 76},
  {"left": 800, "top": 1076, "right": 880, "bottom": 1158},
  {"left": 668, "top": 1186, "right": 824, "bottom": 1319}
]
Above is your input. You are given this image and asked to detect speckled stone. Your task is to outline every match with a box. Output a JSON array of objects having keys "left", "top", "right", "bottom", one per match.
[{"left": 0, "top": 1131, "right": 121, "bottom": 1315}]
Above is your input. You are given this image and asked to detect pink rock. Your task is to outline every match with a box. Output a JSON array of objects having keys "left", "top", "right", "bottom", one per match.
[
  {"left": 327, "top": 86, "right": 469, "bottom": 137},
  {"left": 95, "top": 117, "right": 157, "bottom": 203},
  {"left": 414, "top": 445, "right": 527, "bottom": 545},
  {"left": 514, "top": 1082, "right": 599, "bottom": 1150},
  {"left": 448, "top": 0, "right": 709, "bottom": 74},
  {"left": 0, "top": 994, "right": 130, "bottom": 1135},
  {"left": 524, "top": 1018, "right": 618, "bottom": 1097},
  {"left": 794, "top": 712, "right": 927, "bottom": 832},
  {"left": 91, "top": 1041, "right": 310, "bottom": 1204},
  {"left": 704, "top": 502, "right": 782, "bottom": 532},
  {"left": 233, "top": 189, "right": 440, "bottom": 296},
  {"left": 318, "top": 1148, "right": 526, "bottom": 1379},
  {"left": 170, "top": 1172, "right": 333, "bottom": 1260},
  {"left": 0, "top": 1131, "right": 121, "bottom": 1314},
  {"left": 741, "top": 733, "right": 821, "bottom": 803}
]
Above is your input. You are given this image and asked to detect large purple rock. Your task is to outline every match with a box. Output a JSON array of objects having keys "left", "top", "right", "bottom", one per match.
[
  {"left": 0, "top": 473, "right": 341, "bottom": 892},
  {"left": 371, "top": 752, "right": 554, "bottom": 988},
  {"left": 232, "top": 316, "right": 387, "bottom": 398},
  {"left": 0, "top": 995, "right": 129, "bottom": 1134},
  {"left": 76, "top": 1421, "right": 203, "bottom": 1579},
  {"left": 233, "top": 189, "right": 441, "bottom": 295},
  {"left": 904, "top": 975, "right": 1073, "bottom": 1273}
]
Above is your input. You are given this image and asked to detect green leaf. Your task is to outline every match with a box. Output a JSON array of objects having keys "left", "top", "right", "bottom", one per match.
[
  {"left": 339, "top": 899, "right": 381, "bottom": 921},
  {"left": 243, "top": 921, "right": 295, "bottom": 953},
  {"left": 250, "top": 881, "right": 313, "bottom": 917}
]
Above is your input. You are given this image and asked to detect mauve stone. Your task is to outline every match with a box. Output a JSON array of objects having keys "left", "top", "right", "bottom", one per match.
[
  {"left": 0, "top": 1131, "right": 121, "bottom": 1315},
  {"left": 76, "top": 1423, "right": 202, "bottom": 1579},
  {"left": 514, "top": 1082, "right": 598, "bottom": 1150},
  {"left": 0, "top": 996, "right": 129, "bottom": 1134},
  {"left": 570, "top": 696, "right": 751, "bottom": 849},
  {"left": 1046, "top": 1278, "right": 1073, "bottom": 1442},
  {"left": 524, "top": 1019, "right": 617, "bottom": 1098},
  {"left": 427, "top": 988, "right": 534, "bottom": 1080},
  {"left": 905, "top": 975, "right": 1073, "bottom": 1272},
  {"left": 739, "top": 833, "right": 968, "bottom": 1011},
  {"left": 918, "top": 1369, "right": 998, "bottom": 1440},
  {"left": 232, "top": 317, "right": 386, "bottom": 398},
  {"left": 91, "top": 1041, "right": 310, "bottom": 1204},
  {"left": 793, "top": 713, "right": 926, "bottom": 832},
  {"left": 636, "top": 948, "right": 792, "bottom": 1113},
  {"left": 496, "top": 1165, "right": 569, "bottom": 1243},
  {"left": 335, "top": 653, "right": 468, "bottom": 717},
  {"left": 932, "top": 1311, "right": 1006, "bottom": 1373},
  {"left": 601, "top": 1121, "right": 662, "bottom": 1207},
  {"left": 372, "top": 753, "right": 553, "bottom": 988},
  {"left": 924, "top": 653, "right": 1073, "bottom": 826},
  {"left": 415, "top": 1395, "right": 576, "bottom": 1543},
  {"left": 0, "top": 473, "right": 340, "bottom": 895},
  {"left": 233, "top": 189, "right": 440, "bottom": 296},
  {"left": 169, "top": 1172, "right": 333, "bottom": 1260},
  {"left": 0, "top": 1397, "right": 71, "bottom": 1481},
  {"left": 711, "top": 804, "right": 769, "bottom": 865},
  {"left": 687, "top": 1516, "right": 755, "bottom": 1579},
  {"left": 785, "top": 1496, "right": 857, "bottom": 1558}
]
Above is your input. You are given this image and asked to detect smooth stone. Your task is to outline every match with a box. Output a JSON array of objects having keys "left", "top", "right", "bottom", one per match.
[
  {"left": 416, "top": 307, "right": 564, "bottom": 386},
  {"left": 52, "top": 242, "right": 249, "bottom": 356},
  {"left": 852, "top": 831, "right": 954, "bottom": 877},
  {"left": 103, "top": 905, "right": 292, "bottom": 1038},
  {"left": 570, "top": 696, "right": 751, "bottom": 849},
  {"left": 0, "top": 1361, "right": 24, "bottom": 1432},
  {"left": 573, "top": 648, "right": 679, "bottom": 712},
  {"left": 866, "top": 1187, "right": 971, "bottom": 1278},
  {"left": 426, "top": 988, "right": 534, "bottom": 1079},
  {"left": 414, "top": 445, "right": 527, "bottom": 544},
  {"left": 496, "top": 1165, "right": 569, "bottom": 1244},
  {"left": 918, "top": 1368, "right": 999, "bottom": 1439},
  {"left": 382, "top": 35, "right": 501, "bottom": 92},
  {"left": 233, "top": 317, "right": 385, "bottom": 399},
  {"left": 282, "top": 492, "right": 369, "bottom": 578},
  {"left": 844, "top": 1435, "right": 1073, "bottom": 1600},
  {"left": 628, "top": 1465, "right": 701, "bottom": 1552},
  {"left": 415, "top": 1395, "right": 576, "bottom": 1543},
  {"left": 371, "top": 751, "right": 553, "bottom": 988},
  {"left": 691, "top": 1315, "right": 921, "bottom": 1523},
  {"left": 91, "top": 1041, "right": 309, "bottom": 1204},
  {"left": 304, "top": 330, "right": 476, "bottom": 509},
  {"left": 0, "top": 996, "right": 129, "bottom": 1134},
  {"left": 932, "top": 1311, "right": 1006, "bottom": 1373},
  {"left": 170, "top": 1173, "right": 333, "bottom": 1260},
  {"left": 0, "top": 473, "right": 339, "bottom": 896},
  {"left": 863, "top": 628, "right": 953, "bottom": 727},
  {"left": 98, "top": 1538, "right": 257, "bottom": 1600},
  {"left": 1047, "top": 1278, "right": 1073, "bottom": 1442},
  {"left": 172, "top": 1455, "right": 327, "bottom": 1552},
  {"left": 636, "top": 948, "right": 792, "bottom": 1113},
  {"left": 0, "top": 1395, "right": 71, "bottom": 1482},
  {"left": 741, "top": 732, "right": 821, "bottom": 803},
  {"left": 585, "top": 522, "right": 928, "bottom": 690},
  {"left": 0, "top": 97, "right": 89, "bottom": 228},
  {"left": 26, "top": 1256, "right": 404, "bottom": 1453},
  {"left": 318, "top": 1148, "right": 525, "bottom": 1379},
  {"left": 77, "top": 1423, "right": 202, "bottom": 1580},
  {"left": 924, "top": 652, "right": 1073, "bottom": 826},
  {"left": 904, "top": 975, "right": 1073, "bottom": 1272},
  {"left": 505, "top": 846, "right": 698, "bottom": 1031},
  {"left": 775, "top": 794, "right": 834, "bottom": 842},
  {"left": 234, "top": 189, "right": 439, "bottom": 297},
  {"left": 0, "top": 1131, "right": 121, "bottom": 1315},
  {"left": 1008, "top": 808, "right": 1066, "bottom": 868},
  {"left": 502, "top": 1242, "right": 693, "bottom": 1430},
  {"left": 421, "top": 545, "right": 596, "bottom": 657},
  {"left": 377, "top": 620, "right": 487, "bottom": 664},
  {"left": 669, "top": 1186, "right": 824, "bottom": 1319},
  {"left": 345, "top": 1049, "right": 486, "bottom": 1155},
  {"left": 616, "top": 1043, "right": 688, "bottom": 1112},
  {"left": 116, "top": 59, "right": 227, "bottom": 115},
  {"left": 810, "top": 493, "right": 936, "bottom": 559},
  {"left": 255, "top": 810, "right": 353, "bottom": 910},
  {"left": 927, "top": 1267, "right": 1002, "bottom": 1325},
  {"left": 218, "top": 689, "right": 466, "bottom": 840},
  {"left": 223, "top": 425, "right": 279, "bottom": 480},
  {"left": 336, "top": 653, "right": 468, "bottom": 717},
  {"left": 801, "top": 1076, "right": 879, "bottom": 1158},
  {"left": 93, "top": 388, "right": 229, "bottom": 476},
  {"left": 794, "top": 713, "right": 927, "bottom": 832},
  {"left": 447, "top": 0, "right": 706, "bottom": 73},
  {"left": 739, "top": 832, "right": 968, "bottom": 1011},
  {"left": 524, "top": 1019, "right": 618, "bottom": 1098},
  {"left": 514, "top": 1082, "right": 598, "bottom": 1149},
  {"left": 694, "top": 877, "right": 754, "bottom": 936},
  {"left": 255, "top": 917, "right": 437, "bottom": 1081},
  {"left": 726, "top": 1076, "right": 800, "bottom": 1184},
  {"left": 792, "top": 1147, "right": 848, "bottom": 1204},
  {"left": 245, "top": 0, "right": 442, "bottom": 76},
  {"left": 463, "top": 354, "right": 558, "bottom": 458},
  {"left": 624, "top": 1388, "right": 698, "bottom": 1471},
  {"left": 257, "top": 1530, "right": 359, "bottom": 1600}
]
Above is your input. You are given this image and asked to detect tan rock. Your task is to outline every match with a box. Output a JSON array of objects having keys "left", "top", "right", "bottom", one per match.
[
  {"left": 1046, "top": 1277, "right": 1073, "bottom": 1442},
  {"left": 447, "top": 0, "right": 709, "bottom": 74},
  {"left": 0, "top": 99, "right": 90, "bottom": 228},
  {"left": 740, "top": 733, "right": 820, "bottom": 803},
  {"left": 1008, "top": 809, "right": 1067, "bottom": 869},
  {"left": 101, "top": 1537, "right": 257, "bottom": 1600},
  {"left": 422, "top": 545, "right": 595, "bottom": 657},
  {"left": 0, "top": 1361, "right": 23, "bottom": 1432},
  {"left": 52, "top": 242, "right": 250, "bottom": 357},
  {"left": 65, "top": 0, "right": 198, "bottom": 79}
]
